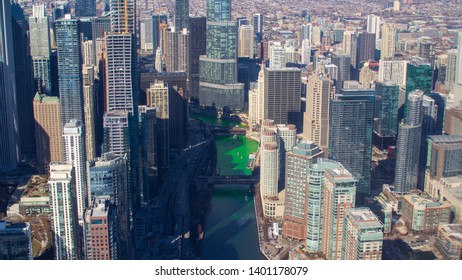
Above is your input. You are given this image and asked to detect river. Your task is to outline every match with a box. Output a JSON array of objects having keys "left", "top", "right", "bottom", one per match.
[{"left": 192, "top": 115, "right": 264, "bottom": 260}]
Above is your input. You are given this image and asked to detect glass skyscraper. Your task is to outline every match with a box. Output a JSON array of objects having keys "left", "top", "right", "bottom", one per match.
[
  {"left": 199, "top": 0, "right": 244, "bottom": 110},
  {"left": 394, "top": 90, "right": 424, "bottom": 193},
  {"left": 55, "top": 15, "right": 84, "bottom": 128},
  {"left": 175, "top": 0, "right": 189, "bottom": 30},
  {"left": 329, "top": 89, "right": 375, "bottom": 203}
]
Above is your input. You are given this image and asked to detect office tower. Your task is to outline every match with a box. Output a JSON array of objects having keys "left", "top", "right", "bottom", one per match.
[
  {"left": 366, "top": 15, "right": 380, "bottom": 42},
  {"left": 419, "top": 38, "right": 434, "bottom": 63},
  {"left": 406, "top": 57, "right": 433, "bottom": 97},
  {"left": 29, "top": 4, "right": 51, "bottom": 92},
  {"left": 175, "top": 0, "right": 189, "bottom": 30},
  {"left": 300, "top": 39, "right": 311, "bottom": 65},
  {"left": 321, "top": 164, "right": 357, "bottom": 260},
  {"left": 76, "top": 0, "right": 96, "bottom": 17},
  {"left": 426, "top": 135, "right": 462, "bottom": 180},
  {"left": 0, "top": 220, "right": 33, "bottom": 260},
  {"left": 349, "top": 33, "right": 358, "bottom": 68},
  {"left": 166, "top": 28, "right": 189, "bottom": 73},
  {"left": 355, "top": 32, "right": 376, "bottom": 69},
  {"left": 394, "top": 90, "right": 424, "bottom": 193},
  {"left": 277, "top": 124, "right": 298, "bottom": 188},
  {"left": 253, "top": 13, "right": 263, "bottom": 43},
  {"left": 147, "top": 82, "right": 170, "bottom": 174},
  {"left": 422, "top": 96, "right": 438, "bottom": 139},
  {"left": 374, "top": 81, "right": 399, "bottom": 149},
  {"left": 456, "top": 32, "right": 462, "bottom": 84},
  {"left": 11, "top": 2, "right": 36, "bottom": 159},
  {"left": 33, "top": 93, "right": 63, "bottom": 173},
  {"left": 268, "top": 42, "right": 297, "bottom": 68},
  {"left": 0, "top": 0, "right": 19, "bottom": 173},
  {"left": 82, "top": 40, "right": 94, "bottom": 66},
  {"left": 359, "top": 63, "right": 378, "bottom": 88},
  {"left": 343, "top": 31, "right": 354, "bottom": 55},
  {"left": 152, "top": 14, "right": 168, "bottom": 54},
  {"left": 331, "top": 52, "right": 351, "bottom": 92},
  {"left": 343, "top": 208, "right": 383, "bottom": 260},
  {"left": 189, "top": 16, "right": 207, "bottom": 98},
  {"left": 283, "top": 140, "right": 323, "bottom": 240},
  {"left": 300, "top": 24, "right": 312, "bottom": 44},
  {"left": 49, "top": 162, "right": 79, "bottom": 260},
  {"left": 155, "top": 47, "right": 163, "bottom": 73},
  {"left": 311, "top": 26, "right": 322, "bottom": 46},
  {"left": 303, "top": 73, "right": 332, "bottom": 153},
  {"left": 110, "top": 0, "right": 135, "bottom": 34},
  {"left": 84, "top": 196, "right": 118, "bottom": 260},
  {"left": 199, "top": 0, "right": 244, "bottom": 110},
  {"left": 329, "top": 89, "right": 375, "bottom": 201},
  {"left": 82, "top": 66, "right": 96, "bottom": 160},
  {"left": 138, "top": 106, "right": 158, "bottom": 201},
  {"left": 140, "top": 18, "right": 153, "bottom": 52},
  {"left": 103, "top": 111, "right": 131, "bottom": 157},
  {"left": 238, "top": 25, "right": 255, "bottom": 58},
  {"left": 378, "top": 59, "right": 408, "bottom": 89},
  {"left": 63, "top": 120, "right": 87, "bottom": 225},
  {"left": 263, "top": 67, "right": 302, "bottom": 129},
  {"left": 381, "top": 23, "right": 396, "bottom": 60},
  {"left": 446, "top": 49, "right": 457, "bottom": 91},
  {"left": 56, "top": 15, "right": 84, "bottom": 127},
  {"left": 323, "top": 64, "right": 338, "bottom": 80},
  {"left": 105, "top": 33, "right": 136, "bottom": 113}
]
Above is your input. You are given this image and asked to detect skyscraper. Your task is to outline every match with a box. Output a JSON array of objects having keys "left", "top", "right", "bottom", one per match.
[
  {"left": 49, "top": 162, "right": 79, "bottom": 260},
  {"left": 329, "top": 88, "right": 375, "bottom": 202},
  {"left": 152, "top": 14, "right": 168, "bottom": 55},
  {"left": 175, "top": 0, "right": 189, "bottom": 30},
  {"left": 82, "top": 65, "right": 96, "bottom": 160},
  {"left": 343, "top": 208, "right": 383, "bottom": 260},
  {"left": 199, "top": 0, "right": 244, "bottom": 110},
  {"left": 380, "top": 23, "right": 396, "bottom": 60},
  {"left": 0, "top": 0, "right": 19, "bottom": 173},
  {"left": 355, "top": 32, "right": 376, "bottom": 69},
  {"left": 188, "top": 16, "right": 207, "bottom": 98},
  {"left": 456, "top": 31, "right": 462, "bottom": 84},
  {"left": 138, "top": 106, "right": 158, "bottom": 202},
  {"left": 300, "top": 24, "right": 312, "bottom": 44},
  {"left": 238, "top": 25, "right": 255, "bottom": 58},
  {"left": 91, "top": 16, "right": 111, "bottom": 64},
  {"left": 140, "top": 17, "right": 153, "bottom": 52},
  {"left": 406, "top": 57, "right": 433, "bottom": 97},
  {"left": 29, "top": 4, "right": 51, "bottom": 92},
  {"left": 306, "top": 159, "right": 345, "bottom": 253},
  {"left": 11, "top": 2, "right": 36, "bottom": 159},
  {"left": 331, "top": 52, "right": 351, "bottom": 92},
  {"left": 283, "top": 140, "right": 323, "bottom": 240},
  {"left": 300, "top": 39, "right": 311, "bottom": 65},
  {"left": 55, "top": 15, "right": 84, "bottom": 128},
  {"left": 33, "top": 93, "right": 63, "bottom": 173},
  {"left": 394, "top": 90, "right": 424, "bottom": 193},
  {"left": 253, "top": 13, "right": 263, "bottom": 43},
  {"left": 110, "top": 0, "right": 135, "bottom": 34},
  {"left": 63, "top": 120, "right": 87, "bottom": 225},
  {"left": 76, "top": 0, "right": 96, "bottom": 17},
  {"left": 165, "top": 28, "right": 189, "bottom": 73},
  {"left": 105, "top": 33, "right": 136, "bottom": 113},
  {"left": 366, "top": 15, "right": 380, "bottom": 42},
  {"left": 374, "top": 81, "right": 399, "bottom": 149},
  {"left": 303, "top": 72, "right": 332, "bottom": 153},
  {"left": 263, "top": 67, "right": 302, "bottom": 129},
  {"left": 321, "top": 165, "right": 357, "bottom": 260},
  {"left": 0, "top": 220, "right": 33, "bottom": 260},
  {"left": 103, "top": 111, "right": 131, "bottom": 157}
]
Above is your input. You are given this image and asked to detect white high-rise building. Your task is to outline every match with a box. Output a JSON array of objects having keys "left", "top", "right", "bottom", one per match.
[
  {"left": 311, "top": 26, "right": 322, "bottom": 46},
  {"left": 301, "top": 39, "right": 311, "bottom": 65},
  {"left": 49, "top": 162, "right": 78, "bottom": 260},
  {"left": 381, "top": 23, "right": 396, "bottom": 60},
  {"left": 366, "top": 15, "right": 381, "bottom": 42},
  {"left": 300, "top": 24, "right": 312, "bottom": 44},
  {"left": 456, "top": 32, "right": 462, "bottom": 85},
  {"left": 63, "top": 120, "right": 87, "bottom": 225},
  {"left": 378, "top": 59, "right": 408, "bottom": 88}
]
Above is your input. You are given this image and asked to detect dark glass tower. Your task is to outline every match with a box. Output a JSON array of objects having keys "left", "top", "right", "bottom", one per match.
[
  {"left": 56, "top": 15, "right": 84, "bottom": 128},
  {"left": 329, "top": 88, "right": 375, "bottom": 203},
  {"left": 199, "top": 0, "right": 244, "bottom": 110},
  {"left": 76, "top": 0, "right": 96, "bottom": 17},
  {"left": 175, "top": 0, "right": 189, "bottom": 30}
]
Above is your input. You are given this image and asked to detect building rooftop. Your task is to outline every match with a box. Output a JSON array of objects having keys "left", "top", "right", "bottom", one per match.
[
  {"left": 428, "top": 135, "right": 462, "bottom": 144},
  {"left": 347, "top": 207, "right": 383, "bottom": 229},
  {"left": 439, "top": 224, "right": 462, "bottom": 244},
  {"left": 403, "top": 194, "right": 451, "bottom": 209},
  {"left": 291, "top": 140, "right": 323, "bottom": 158}
]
